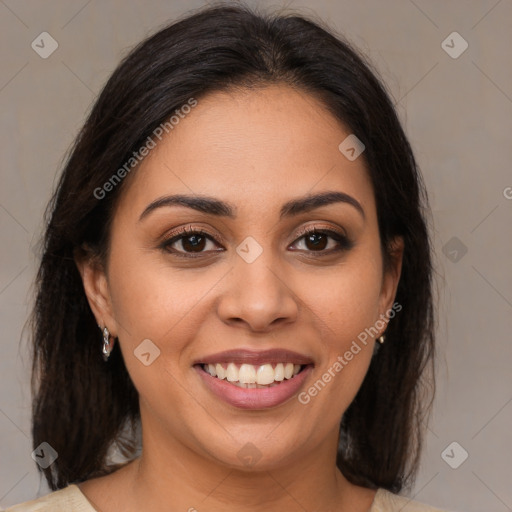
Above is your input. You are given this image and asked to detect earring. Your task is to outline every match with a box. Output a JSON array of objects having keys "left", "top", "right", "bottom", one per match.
[
  {"left": 377, "top": 334, "right": 386, "bottom": 344},
  {"left": 102, "top": 326, "right": 115, "bottom": 361}
]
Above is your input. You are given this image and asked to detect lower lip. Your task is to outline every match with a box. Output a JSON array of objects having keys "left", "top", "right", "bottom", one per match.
[{"left": 195, "top": 365, "right": 313, "bottom": 410}]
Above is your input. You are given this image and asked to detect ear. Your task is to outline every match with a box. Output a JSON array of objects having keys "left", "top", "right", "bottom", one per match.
[
  {"left": 378, "top": 236, "right": 404, "bottom": 319},
  {"left": 74, "top": 247, "right": 118, "bottom": 336}
]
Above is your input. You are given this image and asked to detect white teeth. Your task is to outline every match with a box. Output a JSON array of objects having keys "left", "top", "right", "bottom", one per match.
[
  {"left": 203, "top": 362, "right": 303, "bottom": 386},
  {"left": 256, "top": 364, "right": 275, "bottom": 385},
  {"left": 274, "top": 363, "right": 284, "bottom": 381},
  {"left": 226, "top": 362, "right": 238, "bottom": 382},
  {"left": 215, "top": 363, "right": 225, "bottom": 379},
  {"left": 239, "top": 364, "right": 257, "bottom": 384}
]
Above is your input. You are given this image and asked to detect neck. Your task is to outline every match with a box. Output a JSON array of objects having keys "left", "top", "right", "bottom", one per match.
[{"left": 119, "top": 418, "right": 374, "bottom": 512}]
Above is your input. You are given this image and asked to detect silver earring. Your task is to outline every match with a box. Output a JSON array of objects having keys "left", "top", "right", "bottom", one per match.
[
  {"left": 102, "top": 326, "right": 114, "bottom": 361},
  {"left": 377, "top": 334, "right": 386, "bottom": 344}
]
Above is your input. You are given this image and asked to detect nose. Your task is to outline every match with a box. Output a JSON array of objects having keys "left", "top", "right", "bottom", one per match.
[{"left": 216, "top": 251, "right": 299, "bottom": 332}]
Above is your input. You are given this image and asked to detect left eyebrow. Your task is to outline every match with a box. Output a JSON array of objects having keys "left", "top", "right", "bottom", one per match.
[{"left": 279, "top": 191, "right": 365, "bottom": 220}]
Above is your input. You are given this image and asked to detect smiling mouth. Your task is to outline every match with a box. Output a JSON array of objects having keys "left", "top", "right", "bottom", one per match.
[{"left": 200, "top": 362, "right": 307, "bottom": 388}]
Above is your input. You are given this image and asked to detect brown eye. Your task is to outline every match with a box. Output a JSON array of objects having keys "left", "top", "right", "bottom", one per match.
[
  {"left": 304, "top": 231, "right": 329, "bottom": 251},
  {"left": 161, "top": 228, "right": 222, "bottom": 257},
  {"left": 179, "top": 233, "right": 207, "bottom": 252},
  {"left": 290, "top": 228, "right": 353, "bottom": 253}
]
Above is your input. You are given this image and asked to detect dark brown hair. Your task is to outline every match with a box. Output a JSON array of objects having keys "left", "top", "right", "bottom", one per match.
[{"left": 31, "top": 3, "right": 435, "bottom": 493}]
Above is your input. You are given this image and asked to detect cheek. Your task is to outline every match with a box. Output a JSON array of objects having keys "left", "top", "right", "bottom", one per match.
[
  {"left": 297, "top": 280, "right": 379, "bottom": 431},
  {"left": 107, "top": 247, "right": 217, "bottom": 342},
  {"left": 294, "top": 252, "right": 382, "bottom": 413},
  {"left": 105, "top": 243, "right": 230, "bottom": 399},
  {"left": 305, "top": 253, "right": 383, "bottom": 344},
  {"left": 105, "top": 254, "right": 201, "bottom": 410}
]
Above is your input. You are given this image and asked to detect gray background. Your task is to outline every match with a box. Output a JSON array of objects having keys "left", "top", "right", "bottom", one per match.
[{"left": 1, "top": 1, "right": 511, "bottom": 510}]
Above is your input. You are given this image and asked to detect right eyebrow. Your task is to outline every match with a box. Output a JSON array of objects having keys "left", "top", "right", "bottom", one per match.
[{"left": 139, "top": 194, "right": 236, "bottom": 222}]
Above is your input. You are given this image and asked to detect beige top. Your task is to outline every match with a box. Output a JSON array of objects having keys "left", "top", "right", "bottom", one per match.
[{"left": 5, "top": 484, "right": 451, "bottom": 511}]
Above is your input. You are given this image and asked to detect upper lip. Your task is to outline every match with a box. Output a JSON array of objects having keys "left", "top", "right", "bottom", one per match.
[{"left": 194, "top": 349, "right": 314, "bottom": 366}]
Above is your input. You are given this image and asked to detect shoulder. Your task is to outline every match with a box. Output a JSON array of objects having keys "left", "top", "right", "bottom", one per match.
[
  {"left": 4, "top": 484, "right": 96, "bottom": 512},
  {"left": 371, "top": 488, "right": 454, "bottom": 512}
]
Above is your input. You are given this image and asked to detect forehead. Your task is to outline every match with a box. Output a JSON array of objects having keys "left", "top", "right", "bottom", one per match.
[{"left": 116, "top": 84, "right": 375, "bottom": 221}]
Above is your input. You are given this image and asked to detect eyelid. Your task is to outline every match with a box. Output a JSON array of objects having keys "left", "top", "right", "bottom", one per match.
[
  {"left": 292, "top": 223, "right": 348, "bottom": 242},
  {"left": 161, "top": 224, "right": 224, "bottom": 245}
]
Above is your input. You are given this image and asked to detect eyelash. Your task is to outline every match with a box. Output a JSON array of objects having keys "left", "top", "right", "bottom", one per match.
[{"left": 160, "top": 225, "right": 353, "bottom": 258}]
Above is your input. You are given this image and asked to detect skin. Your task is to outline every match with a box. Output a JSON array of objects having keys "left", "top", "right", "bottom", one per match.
[{"left": 77, "top": 84, "right": 403, "bottom": 512}]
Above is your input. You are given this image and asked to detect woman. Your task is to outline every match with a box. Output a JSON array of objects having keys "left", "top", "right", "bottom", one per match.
[{"left": 8, "top": 4, "right": 450, "bottom": 511}]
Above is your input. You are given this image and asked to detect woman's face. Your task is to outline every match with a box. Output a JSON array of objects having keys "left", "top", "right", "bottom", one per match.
[{"left": 82, "top": 84, "right": 402, "bottom": 471}]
